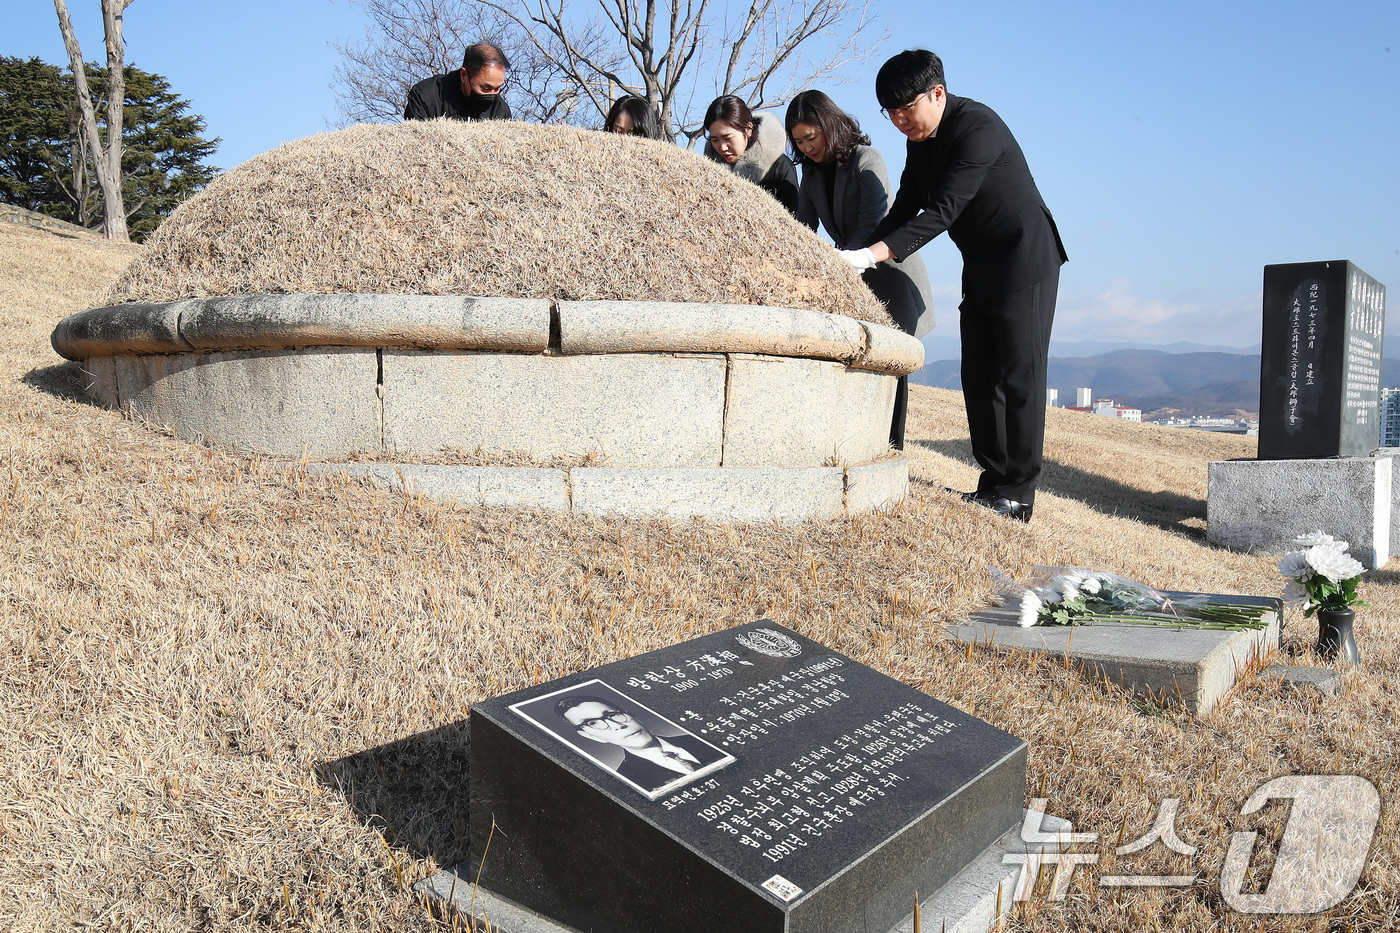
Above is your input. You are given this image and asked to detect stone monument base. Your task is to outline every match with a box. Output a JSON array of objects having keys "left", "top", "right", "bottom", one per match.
[
  {"left": 415, "top": 810, "right": 1073, "bottom": 933},
  {"left": 1207, "top": 457, "right": 1392, "bottom": 568}
]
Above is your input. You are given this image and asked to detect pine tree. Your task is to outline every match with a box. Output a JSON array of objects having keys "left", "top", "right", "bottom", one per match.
[
  {"left": 0, "top": 58, "right": 219, "bottom": 241},
  {"left": 0, "top": 57, "right": 71, "bottom": 216}
]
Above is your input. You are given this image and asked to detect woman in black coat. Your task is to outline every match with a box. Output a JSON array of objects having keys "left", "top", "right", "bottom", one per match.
[
  {"left": 702, "top": 95, "right": 799, "bottom": 216},
  {"left": 785, "top": 89, "right": 935, "bottom": 448}
]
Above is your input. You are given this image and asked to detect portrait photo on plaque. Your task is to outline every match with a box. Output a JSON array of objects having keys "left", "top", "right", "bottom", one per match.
[{"left": 510, "top": 679, "right": 736, "bottom": 799}]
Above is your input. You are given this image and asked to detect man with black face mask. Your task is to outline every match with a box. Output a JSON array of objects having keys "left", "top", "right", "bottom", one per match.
[{"left": 404, "top": 43, "right": 513, "bottom": 122}]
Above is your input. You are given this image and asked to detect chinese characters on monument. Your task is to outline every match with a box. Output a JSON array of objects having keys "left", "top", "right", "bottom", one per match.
[{"left": 1259, "top": 260, "right": 1387, "bottom": 459}]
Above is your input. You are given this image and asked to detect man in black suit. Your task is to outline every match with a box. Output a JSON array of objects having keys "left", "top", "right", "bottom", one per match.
[
  {"left": 404, "top": 43, "right": 513, "bottom": 122},
  {"left": 841, "top": 49, "right": 1066, "bottom": 522},
  {"left": 555, "top": 696, "right": 727, "bottom": 793}
]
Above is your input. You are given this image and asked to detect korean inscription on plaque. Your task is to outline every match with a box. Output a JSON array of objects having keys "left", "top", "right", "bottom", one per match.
[{"left": 464, "top": 620, "right": 1028, "bottom": 933}]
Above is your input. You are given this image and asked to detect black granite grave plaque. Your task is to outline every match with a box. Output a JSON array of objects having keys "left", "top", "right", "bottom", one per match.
[
  {"left": 1259, "top": 260, "right": 1387, "bottom": 459},
  {"left": 466, "top": 620, "right": 1027, "bottom": 933}
]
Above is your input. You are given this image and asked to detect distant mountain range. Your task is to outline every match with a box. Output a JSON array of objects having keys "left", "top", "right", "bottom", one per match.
[{"left": 911, "top": 348, "right": 1400, "bottom": 420}]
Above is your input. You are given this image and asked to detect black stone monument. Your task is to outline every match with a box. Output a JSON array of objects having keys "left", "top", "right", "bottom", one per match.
[
  {"left": 1259, "top": 260, "right": 1387, "bottom": 459},
  {"left": 463, "top": 620, "right": 1027, "bottom": 933}
]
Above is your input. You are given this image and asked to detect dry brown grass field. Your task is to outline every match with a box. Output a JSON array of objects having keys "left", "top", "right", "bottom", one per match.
[{"left": 2, "top": 219, "right": 1396, "bottom": 931}]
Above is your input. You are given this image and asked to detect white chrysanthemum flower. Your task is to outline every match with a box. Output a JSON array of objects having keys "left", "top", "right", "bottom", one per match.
[
  {"left": 1019, "top": 591, "right": 1042, "bottom": 627},
  {"left": 1293, "top": 531, "right": 1339, "bottom": 548},
  {"left": 1277, "top": 550, "right": 1311, "bottom": 579},
  {"left": 1306, "top": 542, "right": 1364, "bottom": 584},
  {"left": 1282, "top": 579, "right": 1310, "bottom": 607},
  {"left": 1080, "top": 576, "right": 1103, "bottom": 595},
  {"left": 1058, "top": 580, "right": 1081, "bottom": 600}
]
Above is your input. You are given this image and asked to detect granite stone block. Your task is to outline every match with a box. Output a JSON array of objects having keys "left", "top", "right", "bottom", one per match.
[
  {"left": 116, "top": 348, "right": 380, "bottom": 458},
  {"left": 382, "top": 351, "right": 726, "bottom": 467},
  {"left": 80, "top": 356, "right": 121, "bottom": 409},
  {"left": 305, "top": 462, "right": 569, "bottom": 511},
  {"left": 844, "top": 455, "right": 907, "bottom": 514},
  {"left": 557, "top": 301, "right": 868, "bottom": 364},
  {"left": 853, "top": 322, "right": 924, "bottom": 376},
  {"left": 571, "top": 465, "right": 845, "bottom": 523},
  {"left": 723, "top": 355, "right": 895, "bottom": 469},
  {"left": 182, "top": 294, "right": 551, "bottom": 352},
  {"left": 52, "top": 299, "right": 194, "bottom": 360},
  {"left": 1207, "top": 457, "right": 1391, "bottom": 568}
]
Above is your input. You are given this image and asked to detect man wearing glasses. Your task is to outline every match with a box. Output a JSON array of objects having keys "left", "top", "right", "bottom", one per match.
[
  {"left": 404, "top": 43, "right": 513, "bottom": 122},
  {"left": 842, "top": 49, "right": 1066, "bottom": 524},
  {"left": 554, "top": 695, "right": 727, "bottom": 792}
]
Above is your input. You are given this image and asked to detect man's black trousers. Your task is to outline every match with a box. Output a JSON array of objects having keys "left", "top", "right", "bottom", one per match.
[{"left": 959, "top": 265, "right": 1059, "bottom": 505}]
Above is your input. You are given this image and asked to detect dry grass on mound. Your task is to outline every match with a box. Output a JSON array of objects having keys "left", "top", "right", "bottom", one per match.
[
  {"left": 106, "top": 121, "right": 892, "bottom": 326},
  {"left": 5, "top": 221, "right": 1399, "bottom": 931}
]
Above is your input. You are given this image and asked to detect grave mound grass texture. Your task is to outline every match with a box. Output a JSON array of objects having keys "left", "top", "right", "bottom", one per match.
[{"left": 107, "top": 120, "right": 893, "bottom": 326}]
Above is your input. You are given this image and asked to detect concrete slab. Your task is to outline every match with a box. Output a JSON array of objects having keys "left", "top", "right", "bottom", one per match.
[
  {"left": 571, "top": 464, "right": 846, "bottom": 523},
  {"left": 1207, "top": 457, "right": 1392, "bottom": 568},
  {"left": 115, "top": 348, "right": 380, "bottom": 458},
  {"left": 382, "top": 351, "right": 727, "bottom": 467},
  {"left": 946, "top": 595, "right": 1281, "bottom": 715},
  {"left": 414, "top": 810, "right": 1073, "bottom": 933},
  {"left": 305, "top": 463, "right": 569, "bottom": 511},
  {"left": 723, "top": 355, "right": 895, "bottom": 469}
]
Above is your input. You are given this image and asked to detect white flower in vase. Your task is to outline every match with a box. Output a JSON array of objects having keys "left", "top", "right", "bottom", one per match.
[
  {"left": 1019, "top": 590, "right": 1043, "bottom": 627},
  {"left": 1306, "top": 542, "right": 1365, "bottom": 584},
  {"left": 1277, "top": 550, "right": 1311, "bottom": 579},
  {"left": 1293, "top": 530, "right": 1339, "bottom": 548}
]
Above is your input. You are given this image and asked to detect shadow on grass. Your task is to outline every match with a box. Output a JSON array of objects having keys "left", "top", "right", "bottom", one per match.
[
  {"left": 910, "top": 438, "right": 1206, "bottom": 537},
  {"left": 318, "top": 719, "right": 472, "bottom": 867},
  {"left": 21, "top": 360, "right": 100, "bottom": 405}
]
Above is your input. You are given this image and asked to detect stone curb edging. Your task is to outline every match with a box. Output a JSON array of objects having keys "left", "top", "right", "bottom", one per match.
[
  {"left": 302, "top": 454, "right": 908, "bottom": 523},
  {"left": 53, "top": 294, "right": 924, "bottom": 376}
]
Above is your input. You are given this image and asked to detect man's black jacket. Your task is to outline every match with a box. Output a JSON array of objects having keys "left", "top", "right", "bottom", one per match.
[
  {"left": 403, "top": 72, "right": 513, "bottom": 122},
  {"left": 868, "top": 92, "right": 1066, "bottom": 296}
]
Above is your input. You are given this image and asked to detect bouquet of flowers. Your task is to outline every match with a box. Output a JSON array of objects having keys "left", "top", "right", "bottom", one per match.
[
  {"left": 990, "top": 565, "right": 1274, "bottom": 631},
  {"left": 1277, "top": 532, "right": 1367, "bottom": 617}
]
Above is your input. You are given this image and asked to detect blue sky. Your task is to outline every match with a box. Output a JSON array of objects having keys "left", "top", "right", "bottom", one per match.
[{"left": 6, "top": 0, "right": 1398, "bottom": 360}]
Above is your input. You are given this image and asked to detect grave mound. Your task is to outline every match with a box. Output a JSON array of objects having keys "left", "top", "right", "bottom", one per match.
[
  {"left": 106, "top": 120, "right": 890, "bottom": 326},
  {"left": 55, "top": 121, "right": 923, "bottom": 523}
]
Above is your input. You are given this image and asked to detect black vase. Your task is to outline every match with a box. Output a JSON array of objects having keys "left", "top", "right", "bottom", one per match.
[{"left": 1316, "top": 608, "right": 1360, "bottom": 665}]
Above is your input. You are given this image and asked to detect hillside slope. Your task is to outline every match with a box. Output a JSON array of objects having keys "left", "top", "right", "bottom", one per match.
[{"left": 1, "top": 221, "right": 1395, "bottom": 932}]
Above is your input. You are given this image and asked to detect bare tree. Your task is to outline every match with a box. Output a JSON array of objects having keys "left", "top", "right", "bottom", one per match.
[
  {"left": 333, "top": 0, "right": 621, "bottom": 126},
  {"left": 53, "top": 0, "right": 133, "bottom": 241},
  {"left": 332, "top": 0, "right": 883, "bottom": 142}
]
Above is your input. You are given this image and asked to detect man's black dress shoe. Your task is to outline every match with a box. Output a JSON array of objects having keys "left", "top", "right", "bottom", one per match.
[
  {"left": 977, "top": 496, "right": 1033, "bottom": 523},
  {"left": 945, "top": 487, "right": 992, "bottom": 503}
]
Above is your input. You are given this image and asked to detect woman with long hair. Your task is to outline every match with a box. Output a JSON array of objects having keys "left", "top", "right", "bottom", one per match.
[
  {"left": 785, "top": 89, "right": 935, "bottom": 448},
  {"left": 604, "top": 95, "right": 665, "bottom": 140},
  {"left": 701, "top": 95, "right": 798, "bottom": 215}
]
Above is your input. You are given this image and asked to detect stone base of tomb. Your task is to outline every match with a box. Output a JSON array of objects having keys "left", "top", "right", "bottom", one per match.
[{"left": 54, "top": 295, "right": 922, "bottom": 522}]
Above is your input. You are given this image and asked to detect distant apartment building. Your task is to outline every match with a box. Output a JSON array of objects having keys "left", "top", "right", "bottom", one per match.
[
  {"left": 1066, "top": 397, "right": 1142, "bottom": 421},
  {"left": 1382, "top": 388, "right": 1400, "bottom": 447},
  {"left": 1046, "top": 388, "right": 1059, "bottom": 407}
]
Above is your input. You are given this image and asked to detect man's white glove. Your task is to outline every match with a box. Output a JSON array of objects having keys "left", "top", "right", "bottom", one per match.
[{"left": 837, "top": 247, "right": 876, "bottom": 271}]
